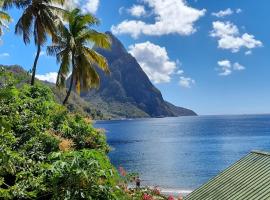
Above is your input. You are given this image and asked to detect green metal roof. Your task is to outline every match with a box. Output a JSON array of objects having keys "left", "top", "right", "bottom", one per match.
[{"left": 185, "top": 151, "right": 270, "bottom": 200}]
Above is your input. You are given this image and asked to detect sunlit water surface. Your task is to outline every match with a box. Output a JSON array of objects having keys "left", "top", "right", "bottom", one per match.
[{"left": 95, "top": 115, "right": 270, "bottom": 191}]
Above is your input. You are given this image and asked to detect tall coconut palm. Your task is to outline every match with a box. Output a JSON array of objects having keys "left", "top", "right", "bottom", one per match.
[
  {"left": 2, "top": 0, "right": 66, "bottom": 85},
  {"left": 0, "top": 11, "right": 11, "bottom": 36},
  {"left": 47, "top": 8, "right": 111, "bottom": 105}
]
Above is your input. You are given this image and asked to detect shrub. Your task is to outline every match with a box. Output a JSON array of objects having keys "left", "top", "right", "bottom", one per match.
[
  {"left": 0, "top": 69, "right": 122, "bottom": 199},
  {"left": 0, "top": 68, "right": 167, "bottom": 200}
]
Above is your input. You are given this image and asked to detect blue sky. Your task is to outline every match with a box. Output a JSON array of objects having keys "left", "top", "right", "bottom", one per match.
[{"left": 1, "top": 0, "right": 270, "bottom": 115}]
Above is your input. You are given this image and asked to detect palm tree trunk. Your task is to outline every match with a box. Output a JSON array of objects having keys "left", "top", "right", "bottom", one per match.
[
  {"left": 63, "top": 54, "right": 75, "bottom": 105},
  {"left": 63, "top": 70, "right": 74, "bottom": 105},
  {"left": 31, "top": 44, "right": 41, "bottom": 85}
]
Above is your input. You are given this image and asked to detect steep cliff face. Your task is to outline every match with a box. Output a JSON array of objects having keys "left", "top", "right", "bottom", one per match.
[{"left": 80, "top": 32, "right": 197, "bottom": 118}]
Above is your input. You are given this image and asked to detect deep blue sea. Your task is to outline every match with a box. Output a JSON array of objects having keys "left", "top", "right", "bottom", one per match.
[{"left": 95, "top": 115, "right": 270, "bottom": 192}]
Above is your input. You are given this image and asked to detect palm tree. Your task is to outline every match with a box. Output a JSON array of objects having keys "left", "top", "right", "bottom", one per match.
[
  {"left": 0, "top": 10, "right": 11, "bottom": 36},
  {"left": 47, "top": 8, "right": 111, "bottom": 105},
  {"left": 2, "top": 0, "right": 66, "bottom": 85}
]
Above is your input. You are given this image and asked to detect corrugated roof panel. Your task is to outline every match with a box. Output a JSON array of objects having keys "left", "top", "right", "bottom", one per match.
[{"left": 185, "top": 151, "right": 270, "bottom": 200}]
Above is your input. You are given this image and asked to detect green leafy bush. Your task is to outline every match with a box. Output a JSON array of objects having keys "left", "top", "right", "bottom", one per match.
[
  {"left": 0, "top": 68, "right": 125, "bottom": 199},
  {"left": 0, "top": 68, "right": 168, "bottom": 200}
]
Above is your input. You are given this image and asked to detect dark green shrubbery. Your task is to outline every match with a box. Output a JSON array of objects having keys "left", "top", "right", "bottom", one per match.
[
  {"left": 0, "top": 68, "right": 128, "bottom": 199},
  {"left": 0, "top": 68, "right": 169, "bottom": 200}
]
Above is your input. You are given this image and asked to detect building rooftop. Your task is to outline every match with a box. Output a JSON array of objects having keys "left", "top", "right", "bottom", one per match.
[{"left": 185, "top": 150, "right": 270, "bottom": 200}]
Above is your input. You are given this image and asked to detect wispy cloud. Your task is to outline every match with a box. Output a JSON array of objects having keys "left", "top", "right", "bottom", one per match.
[
  {"left": 217, "top": 59, "right": 245, "bottom": 76},
  {"left": 236, "top": 8, "right": 242, "bottom": 14},
  {"left": 0, "top": 53, "right": 10, "bottom": 57},
  {"left": 212, "top": 8, "right": 242, "bottom": 18},
  {"left": 212, "top": 8, "right": 234, "bottom": 18},
  {"left": 179, "top": 76, "right": 195, "bottom": 88},
  {"left": 245, "top": 50, "right": 252, "bottom": 55}
]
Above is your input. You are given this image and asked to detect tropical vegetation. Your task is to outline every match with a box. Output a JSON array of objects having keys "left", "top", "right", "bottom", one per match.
[
  {"left": 0, "top": 67, "right": 169, "bottom": 200},
  {"left": 0, "top": 1, "right": 178, "bottom": 199},
  {"left": 47, "top": 8, "right": 110, "bottom": 105},
  {"left": 0, "top": 68, "right": 119, "bottom": 199}
]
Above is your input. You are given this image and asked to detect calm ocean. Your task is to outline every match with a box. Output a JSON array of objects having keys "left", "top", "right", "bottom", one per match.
[{"left": 95, "top": 115, "right": 270, "bottom": 192}]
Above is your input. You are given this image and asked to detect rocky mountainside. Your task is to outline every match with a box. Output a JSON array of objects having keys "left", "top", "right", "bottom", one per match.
[{"left": 79, "top": 32, "right": 197, "bottom": 118}]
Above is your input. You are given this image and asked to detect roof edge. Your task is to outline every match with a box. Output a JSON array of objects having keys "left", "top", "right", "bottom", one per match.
[{"left": 251, "top": 150, "right": 270, "bottom": 156}]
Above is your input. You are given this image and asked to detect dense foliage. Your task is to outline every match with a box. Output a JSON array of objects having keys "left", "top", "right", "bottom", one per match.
[
  {"left": 0, "top": 68, "right": 127, "bottom": 199},
  {"left": 0, "top": 68, "right": 171, "bottom": 199},
  {"left": 1, "top": 65, "right": 109, "bottom": 120}
]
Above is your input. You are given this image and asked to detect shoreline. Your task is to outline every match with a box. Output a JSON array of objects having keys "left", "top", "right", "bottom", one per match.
[
  {"left": 94, "top": 115, "right": 198, "bottom": 122},
  {"left": 160, "top": 188, "right": 192, "bottom": 196},
  {"left": 129, "top": 185, "right": 193, "bottom": 197}
]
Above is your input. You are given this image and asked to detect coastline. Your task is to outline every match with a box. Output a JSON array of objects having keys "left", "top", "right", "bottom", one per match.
[
  {"left": 159, "top": 188, "right": 192, "bottom": 197},
  {"left": 94, "top": 115, "right": 199, "bottom": 123}
]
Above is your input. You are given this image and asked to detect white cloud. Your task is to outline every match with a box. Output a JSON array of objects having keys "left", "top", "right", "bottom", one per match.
[
  {"left": 128, "top": 41, "right": 180, "bottom": 83},
  {"left": 128, "top": 5, "right": 147, "bottom": 17},
  {"left": 176, "top": 69, "right": 184, "bottom": 75},
  {"left": 36, "top": 72, "right": 58, "bottom": 83},
  {"left": 218, "top": 60, "right": 232, "bottom": 76},
  {"left": 236, "top": 8, "right": 242, "bottom": 14},
  {"left": 179, "top": 76, "right": 195, "bottom": 88},
  {"left": 217, "top": 59, "right": 245, "bottom": 76},
  {"left": 64, "top": 0, "right": 100, "bottom": 14},
  {"left": 212, "top": 8, "right": 233, "bottom": 18},
  {"left": 233, "top": 62, "right": 245, "bottom": 71},
  {"left": 118, "top": 7, "right": 125, "bottom": 15},
  {"left": 112, "top": 0, "right": 206, "bottom": 38},
  {"left": 212, "top": 8, "right": 242, "bottom": 18},
  {"left": 0, "top": 53, "right": 10, "bottom": 57},
  {"left": 211, "top": 21, "right": 262, "bottom": 53},
  {"left": 128, "top": 41, "right": 195, "bottom": 88},
  {"left": 82, "top": 0, "right": 99, "bottom": 14},
  {"left": 245, "top": 50, "right": 252, "bottom": 55}
]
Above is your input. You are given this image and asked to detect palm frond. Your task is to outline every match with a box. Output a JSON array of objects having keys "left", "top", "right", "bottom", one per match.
[
  {"left": 57, "top": 55, "right": 70, "bottom": 88},
  {"left": 39, "top": 8, "right": 59, "bottom": 43},
  {"left": 2, "top": 0, "right": 31, "bottom": 9},
  {"left": 0, "top": 10, "right": 11, "bottom": 36},
  {"left": 0, "top": 11, "right": 11, "bottom": 21},
  {"left": 83, "top": 47, "right": 110, "bottom": 74},
  {"left": 47, "top": 45, "right": 63, "bottom": 56},
  {"left": 75, "top": 54, "right": 100, "bottom": 91},
  {"left": 50, "top": 0, "right": 65, "bottom": 5},
  {"left": 15, "top": 6, "right": 33, "bottom": 44},
  {"left": 77, "top": 30, "right": 111, "bottom": 49}
]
